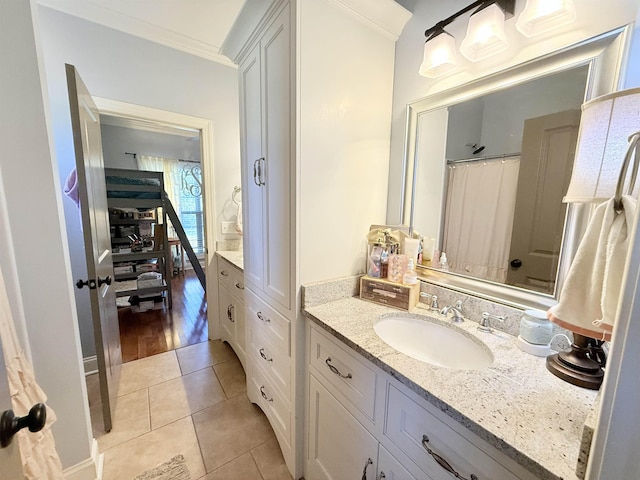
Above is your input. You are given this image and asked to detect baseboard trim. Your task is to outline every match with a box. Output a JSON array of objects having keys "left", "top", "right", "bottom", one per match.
[
  {"left": 83, "top": 356, "right": 98, "bottom": 376},
  {"left": 63, "top": 439, "right": 103, "bottom": 480}
]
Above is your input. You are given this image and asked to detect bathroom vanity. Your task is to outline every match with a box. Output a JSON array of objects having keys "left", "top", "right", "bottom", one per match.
[{"left": 302, "top": 282, "right": 597, "bottom": 480}]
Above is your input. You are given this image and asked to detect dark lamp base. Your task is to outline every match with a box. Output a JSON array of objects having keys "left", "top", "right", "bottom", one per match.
[{"left": 546, "top": 333, "right": 604, "bottom": 390}]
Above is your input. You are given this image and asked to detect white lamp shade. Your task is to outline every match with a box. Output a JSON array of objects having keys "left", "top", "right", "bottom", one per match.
[
  {"left": 419, "top": 32, "right": 459, "bottom": 78},
  {"left": 564, "top": 88, "right": 640, "bottom": 203},
  {"left": 516, "top": 0, "right": 576, "bottom": 38},
  {"left": 459, "top": 3, "right": 509, "bottom": 62}
]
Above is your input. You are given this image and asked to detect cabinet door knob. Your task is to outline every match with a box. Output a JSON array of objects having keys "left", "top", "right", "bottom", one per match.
[
  {"left": 259, "top": 385, "right": 273, "bottom": 402},
  {"left": 361, "top": 458, "right": 373, "bottom": 480},
  {"left": 325, "top": 357, "right": 352, "bottom": 379},
  {"left": 98, "top": 275, "right": 112, "bottom": 287},
  {"left": 422, "top": 435, "right": 478, "bottom": 480},
  {"left": 259, "top": 348, "right": 273, "bottom": 362},
  {"left": 0, "top": 403, "right": 46, "bottom": 448}
]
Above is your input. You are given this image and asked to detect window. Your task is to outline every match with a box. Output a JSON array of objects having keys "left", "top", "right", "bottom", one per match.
[{"left": 176, "top": 161, "right": 204, "bottom": 254}]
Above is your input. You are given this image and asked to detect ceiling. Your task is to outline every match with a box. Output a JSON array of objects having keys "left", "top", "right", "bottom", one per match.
[{"left": 37, "top": 0, "right": 246, "bottom": 67}]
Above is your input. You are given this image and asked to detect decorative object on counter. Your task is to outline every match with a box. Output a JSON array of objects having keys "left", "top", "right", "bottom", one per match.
[
  {"left": 547, "top": 88, "right": 640, "bottom": 390},
  {"left": 359, "top": 276, "right": 420, "bottom": 311},
  {"left": 402, "top": 259, "right": 418, "bottom": 285},
  {"left": 388, "top": 254, "right": 408, "bottom": 283},
  {"left": 367, "top": 227, "right": 401, "bottom": 279},
  {"left": 403, "top": 237, "right": 420, "bottom": 265},
  {"left": 517, "top": 309, "right": 554, "bottom": 357}
]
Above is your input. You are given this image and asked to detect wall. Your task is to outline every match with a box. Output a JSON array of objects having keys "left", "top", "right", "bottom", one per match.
[
  {"left": 36, "top": 6, "right": 241, "bottom": 358},
  {"left": 299, "top": 0, "right": 398, "bottom": 283},
  {"left": 101, "top": 125, "right": 201, "bottom": 169},
  {"left": 0, "top": 0, "right": 92, "bottom": 470},
  {"left": 387, "top": 0, "right": 640, "bottom": 223}
]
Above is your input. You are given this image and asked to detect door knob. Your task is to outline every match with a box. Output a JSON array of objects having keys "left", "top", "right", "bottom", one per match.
[
  {"left": 98, "top": 275, "right": 112, "bottom": 287},
  {"left": 75, "top": 278, "right": 97, "bottom": 289},
  {"left": 510, "top": 259, "right": 523, "bottom": 268},
  {"left": 0, "top": 403, "right": 46, "bottom": 448}
]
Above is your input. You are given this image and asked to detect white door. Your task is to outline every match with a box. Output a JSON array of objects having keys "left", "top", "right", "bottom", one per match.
[
  {"left": 506, "top": 109, "right": 581, "bottom": 293},
  {"left": 261, "top": 3, "right": 292, "bottom": 311},
  {"left": 66, "top": 64, "right": 121, "bottom": 432},
  {"left": 239, "top": 41, "right": 264, "bottom": 292},
  {"left": 0, "top": 339, "right": 24, "bottom": 478}
]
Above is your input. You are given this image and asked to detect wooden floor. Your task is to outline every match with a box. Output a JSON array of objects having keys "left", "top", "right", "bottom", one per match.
[{"left": 118, "top": 270, "right": 208, "bottom": 363}]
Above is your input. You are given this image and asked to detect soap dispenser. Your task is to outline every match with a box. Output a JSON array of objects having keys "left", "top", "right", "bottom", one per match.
[{"left": 403, "top": 259, "right": 418, "bottom": 285}]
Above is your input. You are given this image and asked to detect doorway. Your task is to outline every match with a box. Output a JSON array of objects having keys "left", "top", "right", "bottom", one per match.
[{"left": 93, "top": 98, "right": 218, "bottom": 360}]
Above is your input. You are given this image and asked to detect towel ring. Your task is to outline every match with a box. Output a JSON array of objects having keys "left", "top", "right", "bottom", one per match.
[
  {"left": 614, "top": 132, "right": 640, "bottom": 213},
  {"left": 232, "top": 186, "right": 241, "bottom": 205}
]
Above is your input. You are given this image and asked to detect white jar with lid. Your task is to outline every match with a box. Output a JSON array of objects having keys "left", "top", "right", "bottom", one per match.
[{"left": 519, "top": 309, "right": 553, "bottom": 345}]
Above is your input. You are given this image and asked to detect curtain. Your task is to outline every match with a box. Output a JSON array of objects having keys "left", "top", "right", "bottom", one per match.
[
  {"left": 0, "top": 262, "right": 64, "bottom": 478},
  {"left": 138, "top": 155, "right": 180, "bottom": 237},
  {"left": 442, "top": 156, "right": 520, "bottom": 283}
]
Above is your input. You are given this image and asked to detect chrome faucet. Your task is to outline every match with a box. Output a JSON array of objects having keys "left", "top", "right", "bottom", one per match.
[
  {"left": 478, "top": 312, "right": 505, "bottom": 333},
  {"left": 440, "top": 300, "right": 464, "bottom": 323},
  {"left": 420, "top": 292, "right": 439, "bottom": 312}
]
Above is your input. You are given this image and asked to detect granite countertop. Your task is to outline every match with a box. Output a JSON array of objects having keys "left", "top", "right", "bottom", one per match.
[
  {"left": 302, "top": 296, "right": 598, "bottom": 480},
  {"left": 216, "top": 250, "right": 243, "bottom": 271}
]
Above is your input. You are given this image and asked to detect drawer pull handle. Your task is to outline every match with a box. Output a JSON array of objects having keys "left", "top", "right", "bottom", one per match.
[
  {"left": 325, "top": 357, "right": 352, "bottom": 379},
  {"left": 259, "top": 385, "right": 273, "bottom": 402},
  {"left": 422, "top": 435, "right": 478, "bottom": 480},
  {"left": 361, "top": 458, "right": 373, "bottom": 480},
  {"left": 377, "top": 473, "right": 386, "bottom": 480},
  {"left": 220, "top": 270, "right": 229, "bottom": 276},
  {"left": 227, "top": 304, "right": 235, "bottom": 322},
  {"left": 259, "top": 348, "right": 273, "bottom": 362},
  {"left": 257, "top": 311, "right": 270, "bottom": 323},
  {"left": 235, "top": 282, "right": 244, "bottom": 290}
]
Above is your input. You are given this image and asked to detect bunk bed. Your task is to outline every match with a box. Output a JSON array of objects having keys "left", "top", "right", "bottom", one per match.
[
  {"left": 105, "top": 168, "right": 207, "bottom": 312},
  {"left": 106, "top": 168, "right": 172, "bottom": 309}
]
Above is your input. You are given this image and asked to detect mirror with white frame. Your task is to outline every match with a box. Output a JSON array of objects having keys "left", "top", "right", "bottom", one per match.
[{"left": 403, "top": 27, "right": 630, "bottom": 310}]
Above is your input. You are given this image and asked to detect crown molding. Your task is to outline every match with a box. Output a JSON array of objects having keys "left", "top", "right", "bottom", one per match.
[
  {"left": 38, "top": 0, "right": 237, "bottom": 68},
  {"left": 327, "top": 0, "right": 412, "bottom": 41}
]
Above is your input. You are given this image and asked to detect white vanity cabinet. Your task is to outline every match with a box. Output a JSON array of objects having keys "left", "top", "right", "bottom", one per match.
[
  {"left": 306, "top": 321, "right": 540, "bottom": 480},
  {"left": 223, "top": 1, "right": 410, "bottom": 476},
  {"left": 217, "top": 257, "right": 246, "bottom": 368}
]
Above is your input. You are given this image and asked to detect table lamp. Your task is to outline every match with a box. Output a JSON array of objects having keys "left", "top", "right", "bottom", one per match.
[{"left": 547, "top": 87, "right": 640, "bottom": 389}]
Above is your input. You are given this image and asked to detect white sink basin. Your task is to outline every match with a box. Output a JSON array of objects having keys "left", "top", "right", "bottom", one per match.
[{"left": 374, "top": 315, "right": 493, "bottom": 370}]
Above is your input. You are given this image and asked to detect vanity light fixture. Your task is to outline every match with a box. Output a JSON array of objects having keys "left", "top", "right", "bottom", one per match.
[
  {"left": 419, "top": 0, "right": 579, "bottom": 76},
  {"left": 516, "top": 0, "right": 576, "bottom": 38},
  {"left": 419, "top": 28, "right": 459, "bottom": 78},
  {"left": 459, "top": 2, "right": 511, "bottom": 62},
  {"left": 418, "top": 0, "right": 514, "bottom": 77}
]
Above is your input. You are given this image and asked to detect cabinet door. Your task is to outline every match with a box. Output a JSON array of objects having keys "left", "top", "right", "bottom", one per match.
[
  {"left": 261, "top": 3, "right": 292, "bottom": 311},
  {"left": 218, "top": 287, "right": 235, "bottom": 345},
  {"left": 239, "top": 41, "right": 264, "bottom": 292},
  {"left": 307, "top": 374, "right": 378, "bottom": 480},
  {"left": 378, "top": 444, "right": 420, "bottom": 480}
]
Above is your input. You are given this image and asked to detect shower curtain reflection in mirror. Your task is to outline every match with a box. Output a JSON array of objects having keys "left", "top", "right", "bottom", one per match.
[{"left": 442, "top": 156, "right": 520, "bottom": 283}]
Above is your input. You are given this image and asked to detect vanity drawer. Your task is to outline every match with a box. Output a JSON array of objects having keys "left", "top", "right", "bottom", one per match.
[
  {"left": 248, "top": 323, "right": 291, "bottom": 399},
  {"left": 309, "top": 327, "right": 377, "bottom": 422},
  {"left": 246, "top": 288, "right": 290, "bottom": 356},
  {"left": 384, "top": 384, "right": 523, "bottom": 480},
  {"left": 248, "top": 362, "right": 291, "bottom": 446}
]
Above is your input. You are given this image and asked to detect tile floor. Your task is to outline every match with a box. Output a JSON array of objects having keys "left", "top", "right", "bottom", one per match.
[{"left": 86, "top": 340, "right": 293, "bottom": 480}]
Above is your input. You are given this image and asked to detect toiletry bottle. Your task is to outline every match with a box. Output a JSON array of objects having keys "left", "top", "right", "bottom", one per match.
[
  {"left": 403, "top": 259, "right": 418, "bottom": 285},
  {"left": 439, "top": 252, "right": 449, "bottom": 271}
]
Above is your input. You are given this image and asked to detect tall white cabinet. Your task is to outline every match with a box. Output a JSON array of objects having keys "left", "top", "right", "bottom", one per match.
[{"left": 222, "top": 1, "right": 411, "bottom": 477}]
